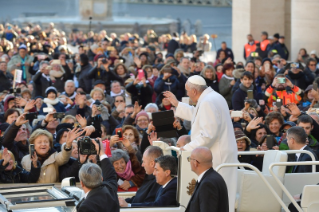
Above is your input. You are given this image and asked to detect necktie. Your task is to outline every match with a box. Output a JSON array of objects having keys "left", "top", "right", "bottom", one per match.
[
  {"left": 155, "top": 187, "right": 164, "bottom": 201},
  {"left": 293, "top": 155, "right": 299, "bottom": 173}
]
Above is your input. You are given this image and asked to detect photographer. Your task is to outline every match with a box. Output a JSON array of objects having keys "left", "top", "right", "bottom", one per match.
[{"left": 76, "top": 139, "right": 119, "bottom": 212}]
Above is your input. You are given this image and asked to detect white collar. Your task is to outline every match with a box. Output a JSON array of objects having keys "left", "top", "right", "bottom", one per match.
[
  {"left": 110, "top": 90, "right": 124, "bottom": 97},
  {"left": 296, "top": 145, "right": 307, "bottom": 159},
  {"left": 197, "top": 169, "right": 209, "bottom": 183},
  {"left": 162, "top": 178, "right": 173, "bottom": 189},
  {"left": 84, "top": 190, "right": 90, "bottom": 199}
]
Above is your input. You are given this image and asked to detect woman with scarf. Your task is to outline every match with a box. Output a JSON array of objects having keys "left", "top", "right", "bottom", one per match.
[
  {"left": 21, "top": 128, "right": 82, "bottom": 183},
  {"left": 110, "top": 137, "right": 145, "bottom": 191},
  {"left": 125, "top": 69, "right": 153, "bottom": 109},
  {"left": 113, "top": 63, "right": 131, "bottom": 86},
  {"left": 219, "top": 63, "right": 235, "bottom": 108},
  {"left": 39, "top": 87, "right": 66, "bottom": 115},
  {"left": 0, "top": 148, "right": 40, "bottom": 183},
  {"left": 200, "top": 65, "right": 219, "bottom": 93}
]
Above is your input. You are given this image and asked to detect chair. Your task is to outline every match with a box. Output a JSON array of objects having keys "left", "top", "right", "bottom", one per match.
[
  {"left": 236, "top": 150, "right": 288, "bottom": 212},
  {"left": 301, "top": 185, "right": 319, "bottom": 212}
]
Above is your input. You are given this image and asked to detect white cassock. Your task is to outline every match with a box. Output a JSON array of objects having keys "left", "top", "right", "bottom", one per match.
[{"left": 175, "top": 87, "right": 238, "bottom": 212}]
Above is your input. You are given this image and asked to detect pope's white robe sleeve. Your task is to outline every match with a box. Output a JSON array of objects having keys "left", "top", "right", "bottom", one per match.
[
  {"left": 183, "top": 101, "right": 221, "bottom": 151},
  {"left": 175, "top": 102, "right": 195, "bottom": 122}
]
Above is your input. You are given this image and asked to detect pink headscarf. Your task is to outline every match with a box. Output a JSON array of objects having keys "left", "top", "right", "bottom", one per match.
[{"left": 116, "top": 160, "right": 135, "bottom": 180}]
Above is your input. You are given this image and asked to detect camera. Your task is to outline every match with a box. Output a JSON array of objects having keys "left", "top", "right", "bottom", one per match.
[
  {"left": 277, "top": 77, "right": 286, "bottom": 84},
  {"left": 102, "top": 58, "right": 108, "bottom": 64},
  {"left": 53, "top": 112, "right": 65, "bottom": 119},
  {"left": 9, "top": 88, "right": 21, "bottom": 94},
  {"left": 78, "top": 136, "right": 99, "bottom": 155},
  {"left": 25, "top": 112, "right": 38, "bottom": 120}
]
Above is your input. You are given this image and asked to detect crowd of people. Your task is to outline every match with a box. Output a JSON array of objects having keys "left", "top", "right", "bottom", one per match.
[{"left": 0, "top": 21, "right": 318, "bottom": 211}]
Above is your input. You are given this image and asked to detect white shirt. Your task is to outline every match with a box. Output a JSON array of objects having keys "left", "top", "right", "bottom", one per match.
[
  {"left": 296, "top": 145, "right": 307, "bottom": 161},
  {"left": 162, "top": 178, "right": 173, "bottom": 189},
  {"left": 197, "top": 169, "right": 209, "bottom": 183}
]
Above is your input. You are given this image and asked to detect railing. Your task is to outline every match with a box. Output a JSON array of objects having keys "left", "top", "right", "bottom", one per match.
[
  {"left": 113, "top": 0, "right": 232, "bottom": 6},
  {"left": 269, "top": 161, "right": 319, "bottom": 212},
  {"left": 216, "top": 163, "right": 290, "bottom": 212}
]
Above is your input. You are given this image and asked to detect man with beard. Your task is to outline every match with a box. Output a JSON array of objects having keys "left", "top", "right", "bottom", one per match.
[
  {"left": 265, "top": 74, "right": 302, "bottom": 110},
  {"left": 2, "top": 114, "right": 29, "bottom": 165}
]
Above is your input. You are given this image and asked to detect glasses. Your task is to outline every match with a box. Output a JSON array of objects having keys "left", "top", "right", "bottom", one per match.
[
  {"left": 236, "top": 140, "right": 246, "bottom": 144},
  {"left": 187, "top": 156, "right": 200, "bottom": 164}
]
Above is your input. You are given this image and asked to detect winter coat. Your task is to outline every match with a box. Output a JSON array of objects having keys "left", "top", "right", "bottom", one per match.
[
  {"left": 125, "top": 82, "right": 153, "bottom": 109},
  {"left": 286, "top": 68, "right": 315, "bottom": 91},
  {"left": 21, "top": 143, "right": 71, "bottom": 183},
  {"left": 78, "top": 63, "right": 93, "bottom": 93},
  {"left": 232, "top": 84, "right": 262, "bottom": 110},
  {"left": 167, "top": 39, "right": 180, "bottom": 54},
  {"left": 154, "top": 74, "right": 179, "bottom": 103},
  {"left": 218, "top": 75, "right": 234, "bottom": 108},
  {"left": 7, "top": 54, "right": 34, "bottom": 83},
  {"left": 2, "top": 122, "right": 29, "bottom": 164},
  {"left": 39, "top": 102, "right": 66, "bottom": 115},
  {"left": 204, "top": 77, "right": 219, "bottom": 93},
  {"left": 0, "top": 71, "right": 12, "bottom": 92},
  {"left": 66, "top": 105, "right": 92, "bottom": 118},
  {"left": 0, "top": 159, "right": 41, "bottom": 183}
]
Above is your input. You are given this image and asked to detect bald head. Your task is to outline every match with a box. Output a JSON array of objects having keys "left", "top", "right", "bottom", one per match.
[
  {"left": 176, "top": 135, "right": 191, "bottom": 148},
  {"left": 190, "top": 147, "right": 213, "bottom": 174}
]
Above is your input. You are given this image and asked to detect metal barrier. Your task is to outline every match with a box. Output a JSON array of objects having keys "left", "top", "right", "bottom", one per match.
[
  {"left": 216, "top": 163, "right": 290, "bottom": 212},
  {"left": 113, "top": 0, "right": 232, "bottom": 6},
  {"left": 269, "top": 161, "right": 319, "bottom": 212}
]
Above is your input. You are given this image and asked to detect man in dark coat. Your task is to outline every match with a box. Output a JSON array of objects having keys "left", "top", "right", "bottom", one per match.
[
  {"left": 118, "top": 146, "right": 163, "bottom": 207},
  {"left": 273, "top": 36, "right": 289, "bottom": 60},
  {"left": 76, "top": 139, "right": 119, "bottom": 212},
  {"left": 287, "top": 126, "right": 319, "bottom": 173},
  {"left": 185, "top": 147, "right": 229, "bottom": 212},
  {"left": 0, "top": 61, "right": 12, "bottom": 92},
  {"left": 78, "top": 54, "right": 93, "bottom": 94},
  {"left": 167, "top": 32, "right": 180, "bottom": 54},
  {"left": 128, "top": 155, "right": 178, "bottom": 207}
]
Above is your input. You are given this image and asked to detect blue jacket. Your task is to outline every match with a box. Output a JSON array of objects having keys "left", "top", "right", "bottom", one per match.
[
  {"left": 39, "top": 102, "right": 66, "bottom": 115},
  {"left": 232, "top": 85, "right": 262, "bottom": 110},
  {"left": 154, "top": 74, "right": 179, "bottom": 102}
]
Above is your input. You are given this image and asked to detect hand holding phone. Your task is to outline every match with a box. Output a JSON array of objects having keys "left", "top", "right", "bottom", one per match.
[
  {"left": 115, "top": 128, "right": 123, "bottom": 141},
  {"left": 29, "top": 144, "right": 35, "bottom": 159},
  {"left": 231, "top": 111, "right": 243, "bottom": 118},
  {"left": 138, "top": 69, "right": 145, "bottom": 80}
]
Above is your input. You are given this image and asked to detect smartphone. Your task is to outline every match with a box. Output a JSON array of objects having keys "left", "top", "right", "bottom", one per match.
[
  {"left": 259, "top": 99, "right": 265, "bottom": 106},
  {"left": 43, "top": 107, "right": 54, "bottom": 113},
  {"left": 115, "top": 128, "right": 123, "bottom": 141},
  {"left": 251, "top": 52, "right": 259, "bottom": 57},
  {"left": 266, "top": 135, "right": 275, "bottom": 149},
  {"left": 313, "top": 83, "right": 318, "bottom": 91},
  {"left": 53, "top": 112, "right": 65, "bottom": 119},
  {"left": 146, "top": 112, "right": 152, "bottom": 120},
  {"left": 290, "top": 62, "right": 299, "bottom": 68},
  {"left": 276, "top": 99, "right": 282, "bottom": 108},
  {"left": 25, "top": 112, "right": 38, "bottom": 120},
  {"left": 29, "top": 144, "right": 35, "bottom": 159},
  {"left": 277, "top": 77, "right": 286, "bottom": 84},
  {"left": 138, "top": 69, "right": 145, "bottom": 80},
  {"left": 117, "top": 179, "right": 124, "bottom": 186},
  {"left": 182, "top": 97, "right": 190, "bottom": 104},
  {"left": 247, "top": 90, "right": 253, "bottom": 100},
  {"left": 231, "top": 111, "right": 243, "bottom": 118}
]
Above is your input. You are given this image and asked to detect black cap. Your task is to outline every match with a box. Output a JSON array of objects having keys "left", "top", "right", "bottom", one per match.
[
  {"left": 94, "top": 80, "right": 105, "bottom": 86},
  {"left": 56, "top": 123, "right": 73, "bottom": 133},
  {"left": 274, "top": 33, "right": 280, "bottom": 39},
  {"left": 279, "top": 35, "right": 285, "bottom": 39}
]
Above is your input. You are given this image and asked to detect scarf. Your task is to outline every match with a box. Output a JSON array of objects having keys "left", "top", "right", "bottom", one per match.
[
  {"left": 43, "top": 98, "right": 61, "bottom": 108},
  {"left": 37, "top": 148, "right": 55, "bottom": 165},
  {"left": 50, "top": 69, "right": 64, "bottom": 82},
  {"left": 110, "top": 90, "right": 124, "bottom": 97},
  {"left": 239, "top": 83, "right": 254, "bottom": 93},
  {"left": 116, "top": 160, "right": 135, "bottom": 180},
  {"left": 222, "top": 74, "right": 234, "bottom": 80}
]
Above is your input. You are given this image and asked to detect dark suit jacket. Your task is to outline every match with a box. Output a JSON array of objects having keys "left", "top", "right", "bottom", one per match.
[
  {"left": 126, "top": 174, "right": 161, "bottom": 204},
  {"left": 185, "top": 168, "right": 229, "bottom": 212},
  {"left": 131, "top": 177, "right": 177, "bottom": 207},
  {"left": 292, "top": 146, "right": 319, "bottom": 173},
  {"left": 76, "top": 158, "right": 119, "bottom": 212},
  {"left": 32, "top": 71, "right": 52, "bottom": 98}
]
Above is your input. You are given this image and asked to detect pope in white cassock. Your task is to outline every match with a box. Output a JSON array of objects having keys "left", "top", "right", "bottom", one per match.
[{"left": 164, "top": 75, "right": 238, "bottom": 212}]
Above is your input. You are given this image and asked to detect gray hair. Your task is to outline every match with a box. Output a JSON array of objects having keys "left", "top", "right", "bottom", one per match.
[
  {"left": 39, "top": 61, "right": 49, "bottom": 69},
  {"left": 79, "top": 163, "right": 102, "bottom": 189},
  {"left": 109, "top": 149, "right": 129, "bottom": 164},
  {"left": 64, "top": 80, "right": 75, "bottom": 88},
  {"left": 155, "top": 155, "right": 177, "bottom": 176},
  {"left": 308, "top": 112, "right": 319, "bottom": 124},
  {"left": 145, "top": 103, "right": 159, "bottom": 113},
  {"left": 145, "top": 146, "right": 163, "bottom": 160},
  {"left": 186, "top": 81, "right": 207, "bottom": 93},
  {"left": 180, "top": 57, "right": 189, "bottom": 62}
]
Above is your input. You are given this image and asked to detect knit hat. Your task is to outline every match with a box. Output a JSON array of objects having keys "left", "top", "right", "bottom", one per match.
[
  {"left": 280, "top": 121, "right": 296, "bottom": 131},
  {"left": 235, "top": 130, "right": 251, "bottom": 145},
  {"left": 166, "top": 53, "right": 174, "bottom": 59},
  {"left": 56, "top": 128, "right": 69, "bottom": 144},
  {"left": 233, "top": 68, "right": 245, "bottom": 79},
  {"left": 94, "top": 80, "right": 105, "bottom": 87},
  {"left": 56, "top": 123, "right": 73, "bottom": 133},
  {"left": 166, "top": 58, "right": 176, "bottom": 66},
  {"left": 232, "top": 122, "right": 243, "bottom": 131},
  {"left": 45, "top": 86, "right": 58, "bottom": 97},
  {"left": 310, "top": 50, "right": 317, "bottom": 56},
  {"left": 135, "top": 111, "right": 150, "bottom": 123},
  {"left": 0, "top": 123, "right": 9, "bottom": 133},
  {"left": 273, "top": 33, "right": 280, "bottom": 39}
]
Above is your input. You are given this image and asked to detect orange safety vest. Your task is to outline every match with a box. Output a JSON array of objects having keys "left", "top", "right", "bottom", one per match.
[
  {"left": 260, "top": 39, "right": 270, "bottom": 51},
  {"left": 244, "top": 41, "right": 259, "bottom": 58}
]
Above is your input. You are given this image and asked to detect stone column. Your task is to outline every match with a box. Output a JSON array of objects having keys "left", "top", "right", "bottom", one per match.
[
  {"left": 291, "top": 0, "right": 319, "bottom": 61},
  {"left": 79, "top": 0, "right": 112, "bottom": 21},
  {"left": 232, "top": 0, "right": 287, "bottom": 62}
]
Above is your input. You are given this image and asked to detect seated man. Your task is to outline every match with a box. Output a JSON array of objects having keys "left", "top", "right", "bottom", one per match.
[
  {"left": 127, "top": 155, "right": 177, "bottom": 207},
  {"left": 118, "top": 146, "right": 163, "bottom": 207},
  {"left": 176, "top": 135, "right": 191, "bottom": 148},
  {"left": 287, "top": 126, "right": 319, "bottom": 173}
]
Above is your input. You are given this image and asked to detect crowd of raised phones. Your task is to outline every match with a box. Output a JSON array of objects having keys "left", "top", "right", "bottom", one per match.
[{"left": 0, "top": 22, "right": 318, "bottom": 188}]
